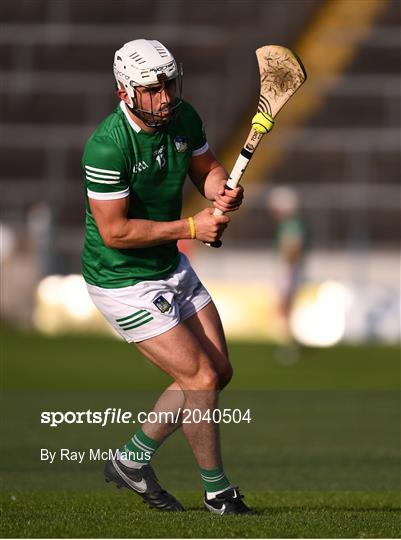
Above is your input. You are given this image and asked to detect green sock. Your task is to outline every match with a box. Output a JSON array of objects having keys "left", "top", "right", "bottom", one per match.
[
  {"left": 120, "top": 429, "right": 160, "bottom": 465},
  {"left": 200, "top": 466, "right": 231, "bottom": 494}
]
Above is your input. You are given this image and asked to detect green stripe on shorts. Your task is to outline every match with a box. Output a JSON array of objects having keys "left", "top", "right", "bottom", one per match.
[
  {"left": 122, "top": 316, "right": 154, "bottom": 330},
  {"left": 119, "top": 311, "right": 151, "bottom": 328},
  {"left": 116, "top": 310, "right": 146, "bottom": 323}
]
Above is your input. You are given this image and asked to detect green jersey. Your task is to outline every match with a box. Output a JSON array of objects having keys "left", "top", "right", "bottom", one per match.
[{"left": 82, "top": 100, "right": 207, "bottom": 288}]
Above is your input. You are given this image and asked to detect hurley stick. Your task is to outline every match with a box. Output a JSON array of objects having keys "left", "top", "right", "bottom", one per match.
[{"left": 207, "top": 45, "right": 307, "bottom": 248}]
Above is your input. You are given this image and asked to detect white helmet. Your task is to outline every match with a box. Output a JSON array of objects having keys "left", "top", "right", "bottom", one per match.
[{"left": 113, "top": 39, "right": 183, "bottom": 125}]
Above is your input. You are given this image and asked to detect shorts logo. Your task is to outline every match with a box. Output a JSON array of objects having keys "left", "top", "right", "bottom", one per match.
[
  {"left": 153, "top": 295, "right": 172, "bottom": 313},
  {"left": 174, "top": 135, "right": 188, "bottom": 153}
]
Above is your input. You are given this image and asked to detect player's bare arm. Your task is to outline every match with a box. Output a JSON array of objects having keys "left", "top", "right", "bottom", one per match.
[
  {"left": 189, "top": 149, "right": 244, "bottom": 213},
  {"left": 89, "top": 196, "right": 229, "bottom": 248}
]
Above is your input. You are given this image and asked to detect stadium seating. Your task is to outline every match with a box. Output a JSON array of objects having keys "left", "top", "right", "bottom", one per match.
[{"left": 1, "top": 0, "right": 399, "bottom": 273}]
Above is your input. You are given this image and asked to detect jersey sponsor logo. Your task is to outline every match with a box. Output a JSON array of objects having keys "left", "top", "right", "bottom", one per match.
[
  {"left": 153, "top": 295, "right": 172, "bottom": 313},
  {"left": 132, "top": 161, "right": 149, "bottom": 173},
  {"left": 153, "top": 145, "right": 166, "bottom": 169},
  {"left": 173, "top": 135, "right": 188, "bottom": 153}
]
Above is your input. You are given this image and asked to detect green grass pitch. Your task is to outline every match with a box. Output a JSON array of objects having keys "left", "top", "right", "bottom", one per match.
[{"left": 1, "top": 327, "right": 400, "bottom": 537}]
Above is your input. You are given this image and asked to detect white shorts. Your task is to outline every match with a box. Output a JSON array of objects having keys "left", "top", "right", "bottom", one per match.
[{"left": 86, "top": 253, "right": 212, "bottom": 343}]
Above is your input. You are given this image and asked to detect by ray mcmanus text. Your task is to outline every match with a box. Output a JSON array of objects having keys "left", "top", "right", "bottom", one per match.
[{"left": 40, "top": 448, "right": 151, "bottom": 464}]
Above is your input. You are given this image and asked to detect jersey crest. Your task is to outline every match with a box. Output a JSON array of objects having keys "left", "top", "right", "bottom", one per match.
[{"left": 174, "top": 135, "right": 188, "bottom": 153}]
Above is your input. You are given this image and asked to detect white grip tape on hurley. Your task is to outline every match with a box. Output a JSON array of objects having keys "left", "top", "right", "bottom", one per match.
[{"left": 226, "top": 154, "right": 250, "bottom": 189}]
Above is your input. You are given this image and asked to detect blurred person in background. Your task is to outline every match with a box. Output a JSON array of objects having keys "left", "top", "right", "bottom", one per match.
[
  {"left": 81, "top": 39, "right": 249, "bottom": 515},
  {"left": 267, "top": 186, "right": 308, "bottom": 340}
]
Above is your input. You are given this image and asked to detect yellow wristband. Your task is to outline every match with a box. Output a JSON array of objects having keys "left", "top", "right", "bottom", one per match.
[{"left": 188, "top": 216, "right": 196, "bottom": 239}]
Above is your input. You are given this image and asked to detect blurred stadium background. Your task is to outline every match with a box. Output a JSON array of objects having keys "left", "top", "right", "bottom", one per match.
[
  {"left": 1, "top": 3, "right": 400, "bottom": 536},
  {"left": 1, "top": 0, "right": 400, "bottom": 346}
]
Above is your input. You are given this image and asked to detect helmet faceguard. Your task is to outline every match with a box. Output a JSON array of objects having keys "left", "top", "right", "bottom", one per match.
[
  {"left": 113, "top": 39, "right": 183, "bottom": 127},
  {"left": 129, "top": 66, "right": 183, "bottom": 127}
]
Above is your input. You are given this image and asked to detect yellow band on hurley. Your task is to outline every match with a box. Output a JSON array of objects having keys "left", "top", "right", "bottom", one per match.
[{"left": 188, "top": 216, "right": 196, "bottom": 239}]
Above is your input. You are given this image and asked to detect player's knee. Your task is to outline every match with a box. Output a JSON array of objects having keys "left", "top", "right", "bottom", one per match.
[{"left": 191, "top": 367, "right": 219, "bottom": 391}]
